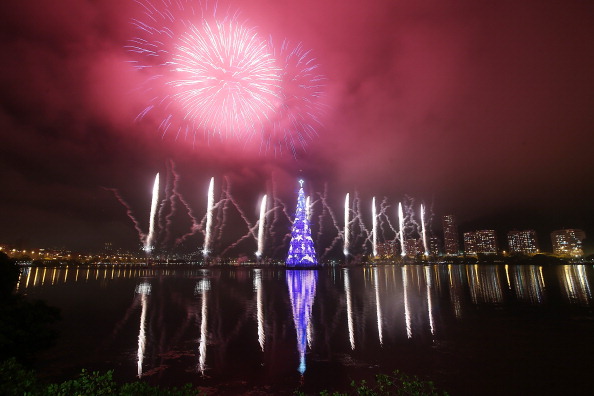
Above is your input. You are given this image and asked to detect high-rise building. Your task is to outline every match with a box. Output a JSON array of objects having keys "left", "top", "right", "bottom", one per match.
[
  {"left": 404, "top": 238, "right": 423, "bottom": 257},
  {"left": 376, "top": 241, "right": 398, "bottom": 259},
  {"left": 507, "top": 230, "right": 539, "bottom": 254},
  {"left": 464, "top": 230, "right": 498, "bottom": 255},
  {"left": 551, "top": 229, "right": 586, "bottom": 258},
  {"left": 429, "top": 236, "right": 440, "bottom": 256},
  {"left": 442, "top": 215, "right": 460, "bottom": 255}
]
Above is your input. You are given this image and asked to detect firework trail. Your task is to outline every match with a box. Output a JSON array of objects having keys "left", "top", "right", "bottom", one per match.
[
  {"left": 173, "top": 184, "right": 204, "bottom": 248},
  {"left": 305, "top": 195, "right": 311, "bottom": 220},
  {"left": 203, "top": 177, "right": 215, "bottom": 257},
  {"left": 105, "top": 188, "right": 146, "bottom": 244},
  {"left": 420, "top": 204, "right": 429, "bottom": 256},
  {"left": 345, "top": 192, "right": 371, "bottom": 256},
  {"left": 256, "top": 195, "right": 267, "bottom": 258},
  {"left": 315, "top": 187, "right": 344, "bottom": 261},
  {"left": 378, "top": 197, "right": 398, "bottom": 239},
  {"left": 372, "top": 197, "right": 378, "bottom": 257},
  {"left": 145, "top": 173, "right": 160, "bottom": 252},
  {"left": 218, "top": 179, "right": 263, "bottom": 257},
  {"left": 344, "top": 193, "right": 350, "bottom": 257},
  {"left": 129, "top": 1, "right": 325, "bottom": 154},
  {"left": 398, "top": 202, "right": 406, "bottom": 257},
  {"left": 402, "top": 195, "right": 420, "bottom": 239},
  {"left": 157, "top": 164, "right": 174, "bottom": 245}
]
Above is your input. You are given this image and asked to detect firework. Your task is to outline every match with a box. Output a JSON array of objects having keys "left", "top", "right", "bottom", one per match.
[
  {"left": 144, "top": 173, "right": 160, "bottom": 252},
  {"left": 256, "top": 195, "right": 267, "bottom": 258},
  {"left": 264, "top": 40, "right": 325, "bottom": 155},
  {"left": 372, "top": 197, "right": 377, "bottom": 257},
  {"left": 203, "top": 177, "right": 215, "bottom": 257},
  {"left": 343, "top": 193, "right": 350, "bottom": 257},
  {"left": 398, "top": 202, "right": 405, "bottom": 257},
  {"left": 129, "top": 1, "right": 324, "bottom": 154},
  {"left": 420, "top": 204, "right": 429, "bottom": 256}
]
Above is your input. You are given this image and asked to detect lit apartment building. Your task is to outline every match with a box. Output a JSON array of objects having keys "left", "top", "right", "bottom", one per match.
[
  {"left": 404, "top": 238, "right": 424, "bottom": 257},
  {"left": 464, "top": 230, "right": 498, "bottom": 255},
  {"left": 429, "top": 236, "right": 440, "bottom": 256},
  {"left": 376, "top": 241, "right": 398, "bottom": 259},
  {"left": 507, "top": 230, "right": 539, "bottom": 254},
  {"left": 442, "top": 215, "right": 460, "bottom": 255},
  {"left": 551, "top": 229, "right": 586, "bottom": 258}
]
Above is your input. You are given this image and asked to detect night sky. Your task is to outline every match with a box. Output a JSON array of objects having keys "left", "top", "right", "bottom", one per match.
[{"left": 1, "top": 0, "right": 593, "bottom": 255}]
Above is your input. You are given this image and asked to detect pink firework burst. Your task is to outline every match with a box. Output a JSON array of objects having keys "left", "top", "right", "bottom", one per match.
[
  {"left": 128, "top": 0, "right": 325, "bottom": 154},
  {"left": 264, "top": 40, "right": 326, "bottom": 156}
]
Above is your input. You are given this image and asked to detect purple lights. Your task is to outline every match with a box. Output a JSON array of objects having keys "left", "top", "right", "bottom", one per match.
[{"left": 286, "top": 180, "right": 318, "bottom": 267}]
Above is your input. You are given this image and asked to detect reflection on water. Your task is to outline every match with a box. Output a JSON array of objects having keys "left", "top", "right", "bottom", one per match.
[
  {"left": 512, "top": 265, "right": 545, "bottom": 304},
  {"left": 286, "top": 270, "right": 318, "bottom": 375},
  {"left": 372, "top": 267, "right": 383, "bottom": 345},
  {"left": 135, "top": 282, "right": 151, "bottom": 378},
  {"left": 343, "top": 268, "right": 355, "bottom": 350},
  {"left": 467, "top": 265, "right": 504, "bottom": 304},
  {"left": 195, "top": 278, "right": 210, "bottom": 375},
  {"left": 17, "top": 263, "right": 594, "bottom": 394},
  {"left": 253, "top": 269, "right": 265, "bottom": 351},
  {"left": 560, "top": 265, "right": 592, "bottom": 305}
]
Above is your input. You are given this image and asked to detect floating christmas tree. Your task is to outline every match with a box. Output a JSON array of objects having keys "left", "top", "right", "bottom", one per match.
[{"left": 286, "top": 180, "right": 318, "bottom": 267}]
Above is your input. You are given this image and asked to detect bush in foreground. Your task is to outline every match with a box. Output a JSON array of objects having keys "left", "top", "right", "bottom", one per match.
[
  {"left": 0, "top": 358, "right": 200, "bottom": 396},
  {"left": 295, "top": 370, "right": 448, "bottom": 396}
]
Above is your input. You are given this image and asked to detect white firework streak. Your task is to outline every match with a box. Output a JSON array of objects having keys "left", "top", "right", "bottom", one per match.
[
  {"left": 145, "top": 173, "right": 160, "bottom": 252},
  {"left": 420, "top": 204, "right": 429, "bottom": 256},
  {"left": 398, "top": 202, "right": 406, "bottom": 257},
  {"left": 203, "top": 177, "right": 215, "bottom": 257},
  {"left": 372, "top": 197, "right": 378, "bottom": 257},
  {"left": 256, "top": 195, "right": 267, "bottom": 258},
  {"left": 348, "top": 192, "right": 371, "bottom": 256},
  {"left": 344, "top": 193, "right": 350, "bottom": 257}
]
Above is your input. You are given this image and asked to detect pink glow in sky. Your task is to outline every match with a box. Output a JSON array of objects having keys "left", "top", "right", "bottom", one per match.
[{"left": 1, "top": 0, "right": 594, "bottom": 252}]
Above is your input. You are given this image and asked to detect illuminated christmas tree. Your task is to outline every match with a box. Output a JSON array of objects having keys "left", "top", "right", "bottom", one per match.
[{"left": 286, "top": 180, "right": 318, "bottom": 267}]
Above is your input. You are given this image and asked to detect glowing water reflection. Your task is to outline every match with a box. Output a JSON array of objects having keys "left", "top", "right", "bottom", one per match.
[
  {"left": 253, "top": 269, "right": 265, "bottom": 351},
  {"left": 286, "top": 270, "right": 318, "bottom": 375},
  {"left": 195, "top": 278, "right": 210, "bottom": 374},
  {"left": 135, "top": 282, "right": 151, "bottom": 378},
  {"left": 561, "top": 265, "right": 592, "bottom": 305},
  {"left": 343, "top": 268, "right": 355, "bottom": 350}
]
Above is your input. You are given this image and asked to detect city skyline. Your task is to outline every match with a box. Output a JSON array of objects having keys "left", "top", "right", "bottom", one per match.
[{"left": 1, "top": 0, "right": 593, "bottom": 253}]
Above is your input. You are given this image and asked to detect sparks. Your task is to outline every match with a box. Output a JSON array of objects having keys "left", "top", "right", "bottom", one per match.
[{"left": 144, "top": 173, "right": 160, "bottom": 253}]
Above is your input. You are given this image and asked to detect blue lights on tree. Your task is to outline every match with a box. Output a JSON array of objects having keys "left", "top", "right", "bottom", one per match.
[{"left": 286, "top": 180, "right": 318, "bottom": 267}]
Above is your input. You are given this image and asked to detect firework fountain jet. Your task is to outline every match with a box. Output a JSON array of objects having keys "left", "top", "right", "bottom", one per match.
[
  {"left": 372, "top": 197, "right": 378, "bottom": 257},
  {"left": 144, "top": 173, "right": 160, "bottom": 253},
  {"left": 203, "top": 177, "right": 215, "bottom": 257},
  {"left": 398, "top": 202, "right": 406, "bottom": 257},
  {"left": 256, "top": 195, "right": 267, "bottom": 258},
  {"left": 421, "top": 204, "right": 429, "bottom": 256},
  {"left": 343, "top": 193, "right": 350, "bottom": 257}
]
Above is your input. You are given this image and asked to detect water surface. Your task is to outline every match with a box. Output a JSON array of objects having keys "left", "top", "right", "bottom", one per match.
[{"left": 18, "top": 264, "right": 594, "bottom": 395}]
